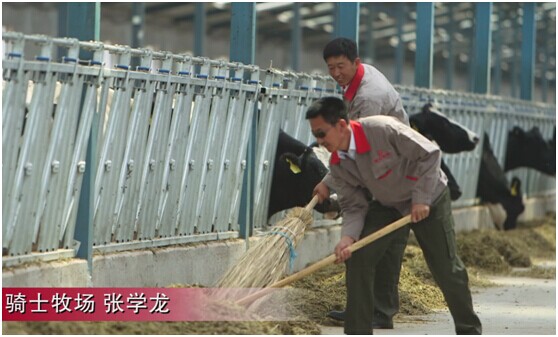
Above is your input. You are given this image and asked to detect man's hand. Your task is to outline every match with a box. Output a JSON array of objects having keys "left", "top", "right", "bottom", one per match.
[
  {"left": 411, "top": 203, "right": 430, "bottom": 223},
  {"left": 334, "top": 236, "right": 356, "bottom": 263},
  {"left": 313, "top": 181, "right": 330, "bottom": 203}
]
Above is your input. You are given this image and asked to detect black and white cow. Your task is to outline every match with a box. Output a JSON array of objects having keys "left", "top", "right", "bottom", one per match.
[
  {"left": 409, "top": 104, "right": 480, "bottom": 200},
  {"left": 505, "top": 126, "right": 556, "bottom": 175},
  {"left": 268, "top": 130, "right": 340, "bottom": 219},
  {"left": 477, "top": 133, "right": 524, "bottom": 230},
  {"left": 410, "top": 103, "right": 480, "bottom": 154}
]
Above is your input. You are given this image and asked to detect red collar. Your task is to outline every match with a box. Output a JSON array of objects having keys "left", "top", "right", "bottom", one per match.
[
  {"left": 343, "top": 63, "right": 364, "bottom": 101},
  {"left": 330, "top": 120, "right": 372, "bottom": 165}
]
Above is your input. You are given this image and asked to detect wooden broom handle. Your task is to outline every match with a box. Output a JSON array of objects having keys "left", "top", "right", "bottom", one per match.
[
  {"left": 236, "top": 214, "right": 412, "bottom": 306},
  {"left": 305, "top": 194, "right": 320, "bottom": 212}
]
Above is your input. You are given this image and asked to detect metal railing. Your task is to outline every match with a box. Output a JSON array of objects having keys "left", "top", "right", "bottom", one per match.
[
  {"left": 2, "top": 32, "right": 555, "bottom": 265},
  {"left": 397, "top": 85, "right": 555, "bottom": 206}
]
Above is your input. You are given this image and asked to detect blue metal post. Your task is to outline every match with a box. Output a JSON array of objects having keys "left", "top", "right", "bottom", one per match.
[
  {"left": 472, "top": 2, "right": 492, "bottom": 94},
  {"left": 131, "top": 3, "right": 145, "bottom": 69},
  {"left": 131, "top": 3, "right": 145, "bottom": 48},
  {"left": 414, "top": 3, "right": 434, "bottom": 88},
  {"left": 58, "top": 2, "right": 100, "bottom": 274},
  {"left": 230, "top": 3, "right": 256, "bottom": 65},
  {"left": 365, "top": 3, "right": 375, "bottom": 62},
  {"left": 395, "top": 3, "right": 405, "bottom": 84},
  {"left": 334, "top": 3, "right": 360, "bottom": 42},
  {"left": 492, "top": 4, "right": 502, "bottom": 95},
  {"left": 520, "top": 3, "right": 536, "bottom": 101},
  {"left": 511, "top": 10, "right": 519, "bottom": 97},
  {"left": 194, "top": 3, "right": 206, "bottom": 57},
  {"left": 291, "top": 3, "right": 301, "bottom": 71},
  {"left": 230, "top": 3, "right": 256, "bottom": 239},
  {"left": 445, "top": 3, "right": 455, "bottom": 90},
  {"left": 542, "top": 10, "right": 549, "bottom": 102}
]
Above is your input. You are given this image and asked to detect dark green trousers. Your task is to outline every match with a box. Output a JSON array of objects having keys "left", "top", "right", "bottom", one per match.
[{"left": 344, "top": 188, "right": 482, "bottom": 334}]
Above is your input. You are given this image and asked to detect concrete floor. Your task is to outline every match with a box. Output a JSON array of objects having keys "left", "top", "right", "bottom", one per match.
[{"left": 320, "top": 273, "right": 556, "bottom": 335}]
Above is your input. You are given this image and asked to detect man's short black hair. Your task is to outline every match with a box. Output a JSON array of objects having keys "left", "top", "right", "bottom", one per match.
[
  {"left": 305, "top": 97, "right": 349, "bottom": 125},
  {"left": 323, "top": 37, "right": 359, "bottom": 62}
]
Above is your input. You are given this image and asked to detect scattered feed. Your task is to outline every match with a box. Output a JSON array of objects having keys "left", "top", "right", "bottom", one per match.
[{"left": 3, "top": 214, "right": 554, "bottom": 334}]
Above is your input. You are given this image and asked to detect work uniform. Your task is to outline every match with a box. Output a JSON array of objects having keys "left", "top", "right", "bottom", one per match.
[
  {"left": 324, "top": 117, "right": 482, "bottom": 334},
  {"left": 342, "top": 62, "right": 410, "bottom": 325},
  {"left": 343, "top": 63, "right": 409, "bottom": 126}
]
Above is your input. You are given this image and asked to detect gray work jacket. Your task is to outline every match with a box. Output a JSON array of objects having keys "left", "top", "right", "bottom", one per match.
[
  {"left": 325, "top": 116, "right": 448, "bottom": 240},
  {"left": 346, "top": 63, "right": 409, "bottom": 126}
]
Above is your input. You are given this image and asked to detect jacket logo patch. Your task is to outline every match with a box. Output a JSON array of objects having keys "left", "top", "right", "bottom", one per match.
[{"left": 373, "top": 150, "right": 391, "bottom": 163}]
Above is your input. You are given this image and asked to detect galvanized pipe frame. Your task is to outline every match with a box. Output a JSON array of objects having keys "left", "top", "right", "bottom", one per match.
[
  {"left": 483, "top": 106, "right": 555, "bottom": 197},
  {"left": 2, "top": 33, "right": 263, "bottom": 259},
  {"left": 2, "top": 32, "right": 259, "bottom": 74},
  {"left": 396, "top": 85, "right": 555, "bottom": 205},
  {"left": 2, "top": 50, "right": 103, "bottom": 258},
  {"left": 251, "top": 71, "right": 339, "bottom": 228},
  {"left": 88, "top": 68, "right": 262, "bottom": 248},
  {"left": 2, "top": 32, "right": 555, "bottom": 262}
]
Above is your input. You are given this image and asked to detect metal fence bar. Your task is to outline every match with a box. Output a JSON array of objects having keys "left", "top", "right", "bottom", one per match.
[
  {"left": 178, "top": 76, "right": 215, "bottom": 235},
  {"left": 136, "top": 68, "right": 177, "bottom": 239},
  {"left": 174, "top": 82, "right": 210, "bottom": 235},
  {"left": 60, "top": 78, "right": 100, "bottom": 249},
  {"left": 215, "top": 84, "right": 251, "bottom": 231},
  {"left": 2, "top": 32, "right": 556, "bottom": 262},
  {"left": 228, "top": 88, "right": 259, "bottom": 228},
  {"left": 93, "top": 74, "right": 134, "bottom": 245},
  {"left": 37, "top": 70, "right": 85, "bottom": 252},
  {"left": 2, "top": 39, "right": 28, "bottom": 244},
  {"left": 252, "top": 89, "right": 282, "bottom": 228},
  {"left": 191, "top": 76, "right": 230, "bottom": 234},
  {"left": 156, "top": 80, "right": 195, "bottom": 237},
  {"left": 204, "top": 84, "right": 237, "bottom": 231},
  {"left": 6, "top": 48, "right": 58, "bottom": 255}
]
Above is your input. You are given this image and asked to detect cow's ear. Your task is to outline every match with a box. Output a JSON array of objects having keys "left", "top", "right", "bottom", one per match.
[
  {"left": 421, "top": 103, "right": 432, "bottom": 113},
  {"left": 512, "top": 126, "right": 522, "bottom": 136}
]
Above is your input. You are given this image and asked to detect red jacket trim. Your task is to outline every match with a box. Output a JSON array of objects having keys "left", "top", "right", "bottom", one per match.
[
  {"left": 351, "top": 120, "right": 371, "bottom": 154},
  {"left": 330, "top": 120, "right": 371, "bottom": 166},
  {"left": 343, "top": 63, "right": 364, "bottom": 101},
  {"left": 378, "top": 169, "right": 393, "bottom": 180},
  {"left": 330, "top": 151, "right": 341, "bottom": 165},
  {"left": 406, "top": 175, "right": 418, "bottom": 181}
]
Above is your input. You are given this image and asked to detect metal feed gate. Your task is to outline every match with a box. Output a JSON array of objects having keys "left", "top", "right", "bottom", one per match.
[
  {"left": 396, "top": 86, "right": 556, "bottom": 207},
  {"left": 2, "top": 32, "right": 555, "bottom": 266},
  {"left": 1, "top": 32, "right": 336, "bottom": 262},
  {"left": 252, "top": 69, "right": 338, "bottom": 230},
  {"left": 2, "top": 33, "right": 263, "bottom": 259}
]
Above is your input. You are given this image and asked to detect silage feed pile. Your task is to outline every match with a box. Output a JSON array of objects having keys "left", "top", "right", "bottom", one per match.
[
  {"left": 3, "top": 215, "right": 555, "bottom": 334},
  {"left": 2, "top": 321, "right": 321, "bottom": 335}
]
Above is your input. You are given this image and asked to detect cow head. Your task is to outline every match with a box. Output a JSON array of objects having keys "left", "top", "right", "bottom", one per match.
[
  {"left": 501, "top": 177, "right": 525, "bottom": 230},
  {"left": 269, "top": 145, "right": 340, "bottom": 219},
  {"left": 410, "top": 103, "right": 480, "bottom": 153},
  {"left": 505, "top": 126, "right": 556, "bottom": 175},
  {"left": 477, "top": 133, "right": 525, "bottom": 231}
]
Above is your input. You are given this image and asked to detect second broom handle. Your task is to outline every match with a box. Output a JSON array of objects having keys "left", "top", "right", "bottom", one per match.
[{"left": 237, "top": 214, "right": 412, "bottom": 306}]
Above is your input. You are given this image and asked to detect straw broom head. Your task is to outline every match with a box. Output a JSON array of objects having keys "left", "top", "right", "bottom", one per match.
[{"left": 216, "top": 207, "right": 314, "bottom": 289}]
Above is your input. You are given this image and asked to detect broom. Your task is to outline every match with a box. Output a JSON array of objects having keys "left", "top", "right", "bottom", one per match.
[
  {"left": 216, "top": 195, "right": 320, "bottom": 289},
  {"left": 236, "top": 214, "right": 412, "bottom": 306}
]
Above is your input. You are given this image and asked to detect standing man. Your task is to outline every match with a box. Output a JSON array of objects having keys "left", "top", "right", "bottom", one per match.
[
  {"left": 307, "top": 97, "right": 482, "bottom": 335},
  {"left": 324, "top": 37, "right": 408, "bottom": 124},
  {"left": 320, "top": 37, "right": 409, "bottom": 328}
]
